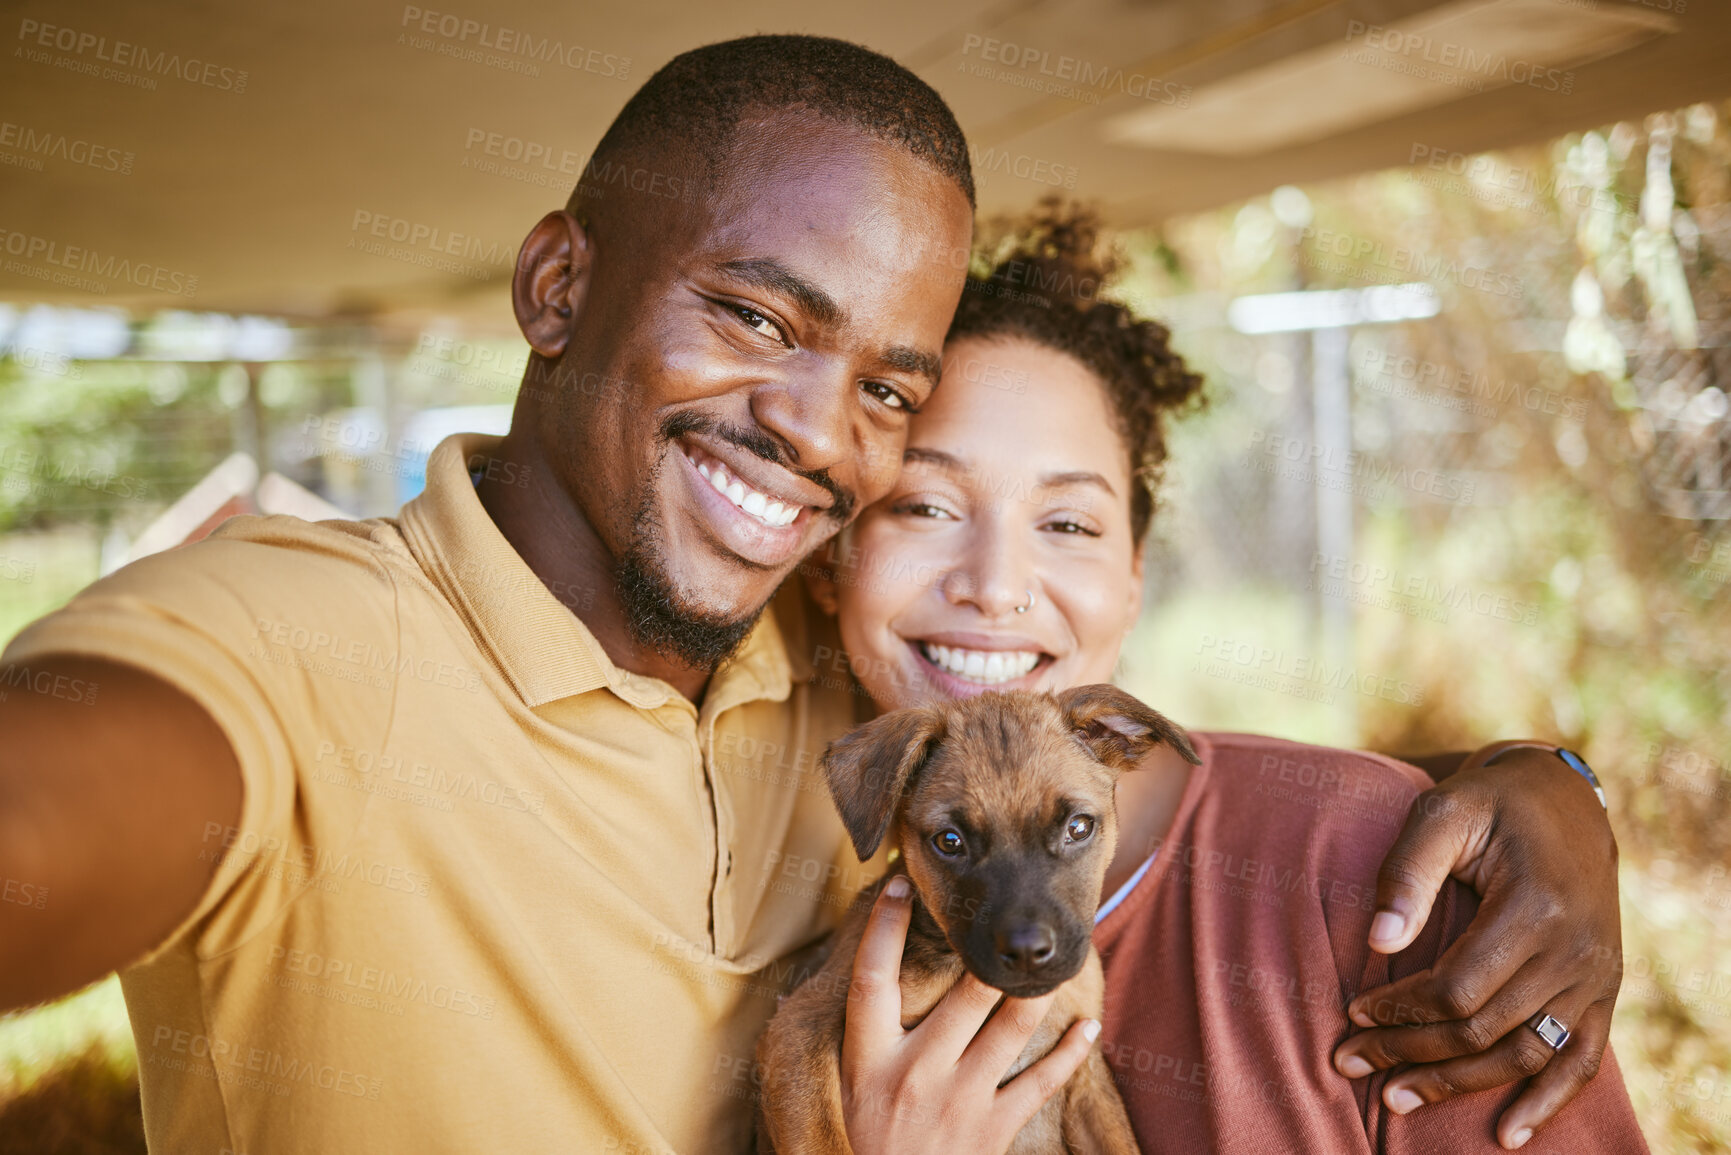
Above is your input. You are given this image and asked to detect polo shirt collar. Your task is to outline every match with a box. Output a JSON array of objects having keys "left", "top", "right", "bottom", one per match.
[{"left": 398, "top": 433, "right": 794, "bottom": 713}]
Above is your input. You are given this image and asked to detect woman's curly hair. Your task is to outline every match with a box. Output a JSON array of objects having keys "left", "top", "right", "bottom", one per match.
[{"left": 947, "top": 197, "right": 1205, "bottom": 545}]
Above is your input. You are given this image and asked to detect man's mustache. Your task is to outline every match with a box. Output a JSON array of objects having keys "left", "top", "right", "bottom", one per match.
[{"left": 660, "top": 411, "right": 855, "bottom": 524}]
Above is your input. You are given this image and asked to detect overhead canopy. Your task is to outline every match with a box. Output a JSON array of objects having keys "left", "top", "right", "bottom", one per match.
[{"left": 2, "top": 0, "right": 1726, "bottom": 318}]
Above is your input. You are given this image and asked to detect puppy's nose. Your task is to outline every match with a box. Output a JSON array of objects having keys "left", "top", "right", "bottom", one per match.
[{"left": 995, "top": 924, "right": 1057, "bottom": 972}]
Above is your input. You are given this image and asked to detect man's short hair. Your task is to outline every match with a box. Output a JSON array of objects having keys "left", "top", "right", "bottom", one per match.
[{"left": 578, "top": 34, "right": 974, "bottom": 209}]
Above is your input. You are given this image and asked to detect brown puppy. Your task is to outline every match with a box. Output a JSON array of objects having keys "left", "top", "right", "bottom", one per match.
[{"left": 756, "top": 684, "right": 1200, "bottom": 1154}]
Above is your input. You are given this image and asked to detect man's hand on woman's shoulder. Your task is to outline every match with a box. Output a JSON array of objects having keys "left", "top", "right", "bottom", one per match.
[{"left": 1335, "top": 742, "right": 1622, "bottom": 1150}]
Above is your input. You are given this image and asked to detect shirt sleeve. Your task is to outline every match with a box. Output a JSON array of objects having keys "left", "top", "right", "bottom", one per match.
[
  {"left": 3, "top": 542, "right": 302, "bottom": 967},
  {"left": 1364, "top": 879, "right": 1651, "bottom": 1154}
]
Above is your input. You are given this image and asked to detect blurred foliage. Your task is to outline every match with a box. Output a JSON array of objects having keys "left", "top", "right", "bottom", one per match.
[
  {"left": 0, "top": 359, "right": 230, "bottom": 536},
  {"left": 1115, "top": 100, "right": 1731, "bottom": 1154},
  {"left": 0, "top": 351, "right": 370, "bottom": 536},
  {"left": 0, "top": 978, "right": 140, "bottom": 1155},
  {"left": 0, "top": 1049, "right": 143, "bottom": 1155}
]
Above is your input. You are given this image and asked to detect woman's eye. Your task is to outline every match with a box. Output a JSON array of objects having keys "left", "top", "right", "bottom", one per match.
[
  {"left": 732, "top": 305, "right": 785, "bottom": 344},
  {"left": 897, "top": 501, "right": 955, "bottom": 521},
  {"left": 1065, "top": 815, "right": 1095, "bottom": 843},
  {"left": 932, "top": 829, "right": 966, "bottom": 857},
  {"left": 861, "top": 381, "right": 915, "bottom": 412}
]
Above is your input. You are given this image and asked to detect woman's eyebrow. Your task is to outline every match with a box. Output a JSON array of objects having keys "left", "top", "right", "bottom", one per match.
[
  {"left": 716, "top": 257, "right": 844, "bottom": 328},
  {"left": 1038, "top": 470, "right": 1117, "bottom": 497},
  {"left": 902, "top": 447, "right": 965, "bottom": 474},
  {"left": 901, "top": 452, "right": 1117, "bottom": 498}
]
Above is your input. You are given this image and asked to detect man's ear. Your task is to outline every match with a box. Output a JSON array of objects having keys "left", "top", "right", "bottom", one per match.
[
  {"left": 821, "top": 707, "right": 945, "bottom": 861},
  {"left": 512, "top": 210, "right": 590, "bottom": 357},
  {"left": 1058, "top": 683, "right": 1199, "bottom": 770}
]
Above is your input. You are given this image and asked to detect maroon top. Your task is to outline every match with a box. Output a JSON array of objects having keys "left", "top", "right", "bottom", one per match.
[{"left": 1093, "top": 732, "right": 1648, "bottom": 1154}]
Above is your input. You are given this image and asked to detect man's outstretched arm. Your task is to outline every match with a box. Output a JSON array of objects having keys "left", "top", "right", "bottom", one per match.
[{"left": 0, "top": 656, "right": 242, "bottom": 1010}]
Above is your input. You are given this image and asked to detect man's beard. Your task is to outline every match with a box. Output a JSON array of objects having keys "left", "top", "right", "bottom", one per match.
[
  {"left": 614, "top": 436, "right": 767, "bottom": 671},
  {"left": 615, "top": 494, "right": 767, "bottom": 672}
]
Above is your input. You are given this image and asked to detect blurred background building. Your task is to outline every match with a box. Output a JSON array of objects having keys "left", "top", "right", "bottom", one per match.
[{"left": 1, "top": 1, "right": 1729, "bottom": 1150}]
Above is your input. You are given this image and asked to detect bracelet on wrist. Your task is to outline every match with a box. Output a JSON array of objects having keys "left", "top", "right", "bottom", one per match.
[
  {"left": 1486, "top": 743, "right": 1606, "bottom": 809},
  {"left": 1554, "top": 747, "right": 1607, "bottom": 810}
]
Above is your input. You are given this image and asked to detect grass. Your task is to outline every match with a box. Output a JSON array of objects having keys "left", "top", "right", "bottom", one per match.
[
  {"left": 0, "top": 979, "right": 133, "bottom": 1102},
  {"left": 0, "top": 980, "right": 141, "bottom": 1155},
  {"left": 0, "top": 529, "right": 101, "bottom": 649}
]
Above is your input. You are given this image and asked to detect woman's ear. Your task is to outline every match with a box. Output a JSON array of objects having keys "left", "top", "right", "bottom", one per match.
[
  {"left": 1126, "top": 538, "right": 1147, "bottom": 635},
  {"left": 512, "top": 210, "right": 591, "bottom": 357},
  {"left": 804, "top": 532, "right": 847, "bottom": 616}
]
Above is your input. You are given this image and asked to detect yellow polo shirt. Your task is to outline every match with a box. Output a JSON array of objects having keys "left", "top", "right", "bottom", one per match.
[{"left": 3, "top": 434, "right": 874, "bottom": 1154}]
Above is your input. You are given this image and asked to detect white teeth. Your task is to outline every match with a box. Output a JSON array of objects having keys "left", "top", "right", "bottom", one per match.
[
  {"left": 690, "top": 453, "right": 803, "bottom": 529},
  {"left": 918, "top": 643, "right": 1041, "bottom": 685}
]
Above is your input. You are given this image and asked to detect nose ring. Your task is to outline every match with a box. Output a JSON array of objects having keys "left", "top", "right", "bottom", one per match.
[{"left": 1016, "top": 589, "right": 1035, "bottom": 614}]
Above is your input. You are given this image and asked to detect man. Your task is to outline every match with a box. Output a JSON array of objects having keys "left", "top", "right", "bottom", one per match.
[
  {"left": 0, "top": 33, "right": 1622, "bottom": 1155},
  {"left": 1, "top": 36, "right": 978, "bottom": 1152}
]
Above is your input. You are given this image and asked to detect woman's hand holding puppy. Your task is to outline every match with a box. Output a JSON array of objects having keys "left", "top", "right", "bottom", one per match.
[{"left": 840, "top": 876, "right": 1099, "bottom": 1155}]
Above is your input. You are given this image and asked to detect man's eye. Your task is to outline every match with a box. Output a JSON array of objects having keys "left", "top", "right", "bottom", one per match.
[
  {"left": 861, "top": 381, "right": 915, "bottom": 412},
  {"left": 732, "top": 305, "right": 785, "bottom": 344},
  {"left": 1046, "top": 519, "right": 1100, "bottom": 537}
]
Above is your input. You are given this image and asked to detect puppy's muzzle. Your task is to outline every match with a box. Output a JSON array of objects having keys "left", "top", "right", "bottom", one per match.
[
  {"left": 960, "top": 904, "right": 1092, "bottom": 997},
  {"left": 996, "top": 921, "right": 1057, "bottom": 972}
]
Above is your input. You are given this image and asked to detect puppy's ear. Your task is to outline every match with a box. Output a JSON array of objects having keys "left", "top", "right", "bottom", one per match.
[
  {"left": 822, "top": 707, "right": 946, "bottom": 861},
  {"left": 1058, "top": 684, "right": 1200, "bottom": 770}
]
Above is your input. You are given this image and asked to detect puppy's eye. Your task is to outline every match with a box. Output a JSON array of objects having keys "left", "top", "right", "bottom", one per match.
[
  {"left": 931, "top": 829, "right": 966, "bottom": 857},
  {"left": 1065, "top": 816, "right": 1096, "bottom": 843}
]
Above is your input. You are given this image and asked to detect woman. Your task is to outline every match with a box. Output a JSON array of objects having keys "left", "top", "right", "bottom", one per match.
[{"left": 794, "top": 204, "right": 1642, "bottom": 1152}]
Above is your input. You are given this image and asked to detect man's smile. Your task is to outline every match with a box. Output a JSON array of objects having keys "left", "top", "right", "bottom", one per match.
[
  {"left": 690, "top": 447, "right": 802, "bottom": 527},
  {"left": 675, "top": 439, "right": 828, "bottom": 568}
]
